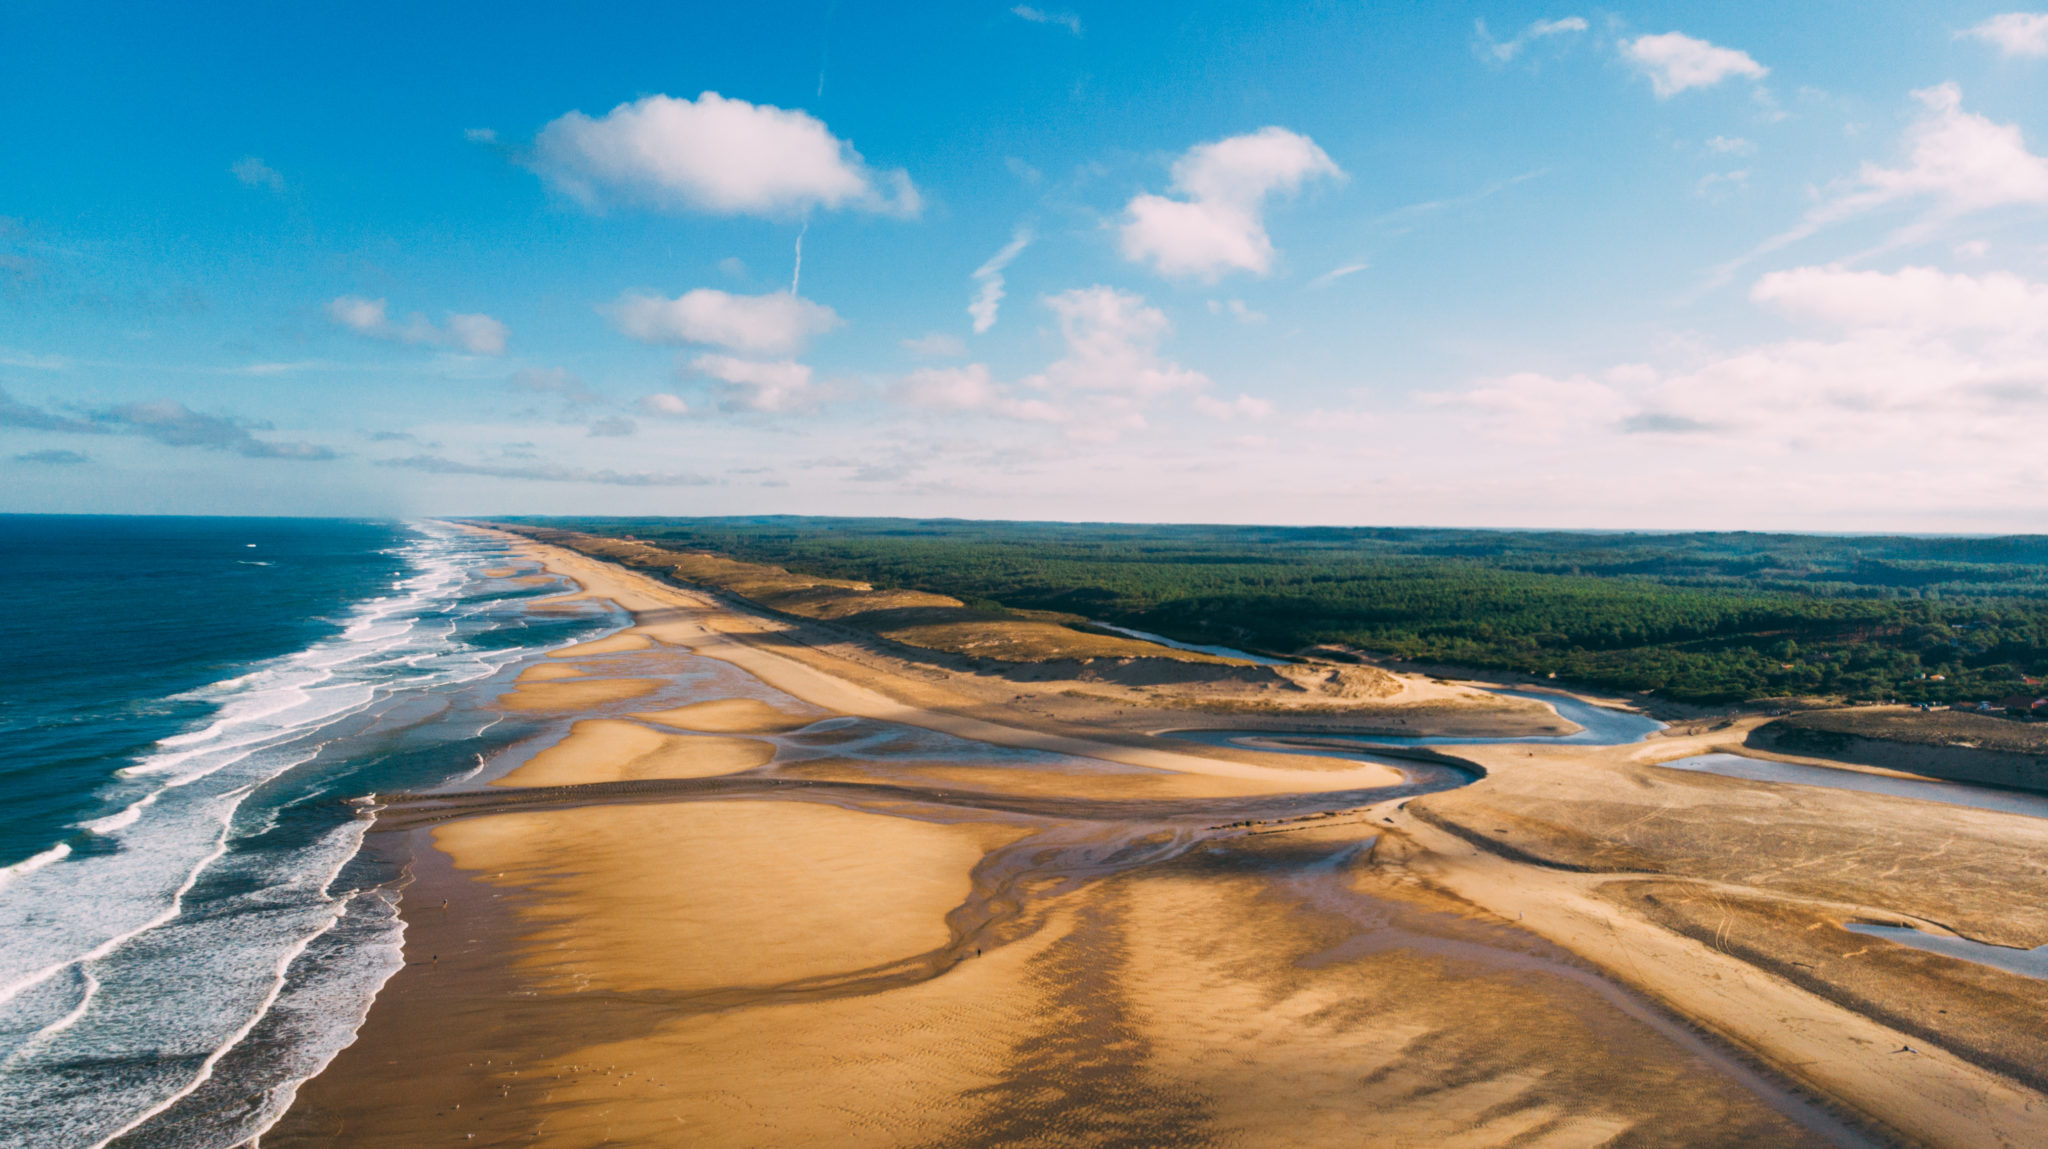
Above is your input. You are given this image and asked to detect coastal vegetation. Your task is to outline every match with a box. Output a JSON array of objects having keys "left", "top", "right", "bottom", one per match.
[{"left": 499, "top": 517, "right": 2048, "bottom": 704}]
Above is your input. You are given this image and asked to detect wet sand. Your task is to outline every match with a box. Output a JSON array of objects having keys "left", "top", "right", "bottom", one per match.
[{"left": 270, "top": 532, "right": 2048, "bottom": 1148}]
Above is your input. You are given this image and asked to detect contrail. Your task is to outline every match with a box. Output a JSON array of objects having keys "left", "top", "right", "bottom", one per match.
[{"left": 791, "top": 221, "right": 808, "bottom": 296}]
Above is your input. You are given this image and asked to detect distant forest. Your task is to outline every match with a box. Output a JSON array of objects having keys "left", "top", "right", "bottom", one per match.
[{"left": 502, "top": 517, "right": 2048, "bottom": 704}]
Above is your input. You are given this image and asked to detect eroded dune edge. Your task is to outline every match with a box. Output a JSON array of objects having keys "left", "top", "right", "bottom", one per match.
[{"left": 269, "top": 528, "right": 2048, "bottom": 1149}]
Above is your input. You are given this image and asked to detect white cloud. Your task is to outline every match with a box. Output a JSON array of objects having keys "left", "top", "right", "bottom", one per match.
[
  {"left": 901, "top": 333, "right": 968, "bottom": 358},
  {"left": 444, "top": 313, "right": 509, "bottom": 355},
  {"left": 1718, "top": 85, "right": 2048, "bottom": 280},
  {"left": 1477, "top": 15, "right": 1588, "bottom": 62},
  {"left": 1025, "top": 287, "right": 1210, "bottom": 397},
  {"left": 1751, "top": 264, "right": 2048, "bottom": 334},
  {"left": 1423, "top": 264, "right": 2048, "bottom": 482},
  {"left": 1011, "top": 5, "right": 1081, "bottom": 34},
  {"left": 1119, "top": 127, "right": 1343, "bottom": 280},
  {"left": 1960, "top": 12, "right": 2048, "bottom": 58},
  {"left": 969, "top": 229, "right": 1031, "bottom": 333},
  {"left": 891, "top": 363, "right": 1064, "bottom": 422},
  {"left": 884, "top": 287, "right": 1211, "bottom": 437},
  {"left": 1706, "top": 135, "right": 1755, "bottom": 155},
  {"left": 1622, "top": 32, "right": 1768, "bottom": 98},
  {"left": 532, "top": 92, "right": 918, "bottom": 217},
  {"left": 231, "top": 157, "right": 284, "bottom": 192},
  {"left": 640, "top": 393, "right": 691, "bottom": 416},
  {"left": 1206, "top": 298, "right": 1267, "bottom": 324},
  {"left": 511, "top": 367, "right": 599, "bottom": 404},
  {"left": 1308, "top": 262, "right": 1369, "bottom": 288},
  {"left": 1836, "top": 84, "right": 2048, "bottom": 222},
  {"left": 327, "top": 296, "right": 509, "bottom": 355},
  {"left": 689, "top": 353, "right": 818, "bottom": 412},
  {"left": 1193, "top": 393, "right": 1273, "bottom": 418},
  {"left": 464, "top": 127, "right": 498, "bottom": 144},
  {"left": 610, "top": 289, "right": 840, "bottom": 355}
]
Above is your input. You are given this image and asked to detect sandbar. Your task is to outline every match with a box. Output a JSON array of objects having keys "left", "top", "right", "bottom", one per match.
[
  {"left": 492, "top": 719, "right": 775, "bottom": 786},
  {"left": 634, "top": 697, "right": 820, "bottom": 734}
]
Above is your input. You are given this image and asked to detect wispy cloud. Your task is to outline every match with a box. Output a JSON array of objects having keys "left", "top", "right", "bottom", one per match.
[
  {"left": 1, "top": 385, "right": 333, "bottom": 458},
  {"left": 378, "top": 454, "right": 714, "bottom": 486},
  {"left": 1474, "top": 16, "right": 1586, "bottom": 63},
  {"left": 328, "top": 296, "right": 509, "bottom": 355},
  {"left": 231, "top": 156, "right": 285, "bottom": 192},
  {"left": 1708, "top": 83, "right": 2048, "bottom": 285},
  {"left": 1375, "top": 168, "right": 1546, "bottom": 227},
  {"left": 969, "top": 229, "right": 1031, "bottom": 333},
  {"left": 12, "top": 448, "right": 89, "bottom": 464},
  {"left": 1011, "top": 5, "right": 1082, "bottom": 35},
  {"left": 93, "top": 400, "right": 337, "bottom": 458},
  {"left": 1308, "top": 262, "right": 1369, "bottom": 288}
]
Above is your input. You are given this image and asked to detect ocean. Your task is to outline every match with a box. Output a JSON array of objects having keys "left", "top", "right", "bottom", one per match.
[{"left": 0, "top": 516, "right": 616, "bottom": 1147}]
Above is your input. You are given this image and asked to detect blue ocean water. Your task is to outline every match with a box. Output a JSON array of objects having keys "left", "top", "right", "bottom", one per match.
[{"left": 0, "top": 516, "right": 616, "bottom": 1148}]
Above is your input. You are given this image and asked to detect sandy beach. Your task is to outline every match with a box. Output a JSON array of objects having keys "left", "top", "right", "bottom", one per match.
[{"left": 268, "top": 529, "right": 2048, "bottom": 1148}]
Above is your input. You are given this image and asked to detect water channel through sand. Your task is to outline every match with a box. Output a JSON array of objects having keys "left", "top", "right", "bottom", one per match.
[{"left": 275, "top": 558, "right": 1885, "bottom": 1148}]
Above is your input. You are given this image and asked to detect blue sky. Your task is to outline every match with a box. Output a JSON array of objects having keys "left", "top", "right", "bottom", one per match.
[{"left": 5, "top": 2, "right": 2048, "bottom": 528}]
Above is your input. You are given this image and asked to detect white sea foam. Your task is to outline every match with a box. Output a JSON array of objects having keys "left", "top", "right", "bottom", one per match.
[
  {"left": 0, "top": 521, "right": 600, "bottom": 1147},
  {"left": 0, "top": 843, "right": 70, "bottom": 892}
]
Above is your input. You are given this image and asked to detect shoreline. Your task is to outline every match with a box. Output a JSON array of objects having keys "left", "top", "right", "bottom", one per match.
[{"left": 272, "top": 529, "right": 2048, "bottom": 1147}]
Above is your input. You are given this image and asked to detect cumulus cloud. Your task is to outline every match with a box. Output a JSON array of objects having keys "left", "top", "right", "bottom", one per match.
[
  {"left": 890, "top": 363, "right": 1064, "bottom": 422},
  {"left": 1119, "top": 127, "right": 1342, "bottom": 280},
  {"left": 640, "top": 393, "right": 691, "bottom": 416},
  {"left": 327, "top": 296, "right": 508, "bottom": 355},
  {"left": 969, "top": 229, "right": 1031, "bottom": 333},
  {"left": 1960, "top": 12, "right": 2048, "bottom": 57},
  {"left": 1027, "top": 287, "right": 1210, "bottom": 397},
  {"left": 380, "top": 454, "right": 713, "bottom": 486},
  {"left": 609, "top": 288, "right": 840, "bottom": 355},
  {"left": 1011, "top": 5, "right": 1081, "bottom": 34},
  {"left": 1428, "top": 263, "right": 2048, "bottom": 470},
  {"left": 1476, "top": 15, "right": 1587, "bottom": 62},
  {"left": 1717, "top": 85, "right": 2048, "bottom": 281},
  {"left": 231, "top": 157, "right": 284, "bottom": 192},
  {"left": 1833, "top": 85, "right": 2048, "bottom": 221},
  {"left": 689, "top": 353, "right": 819, "bottom": 412},
  {"left": 1622, "top": 32, "right": 1768, "bottom": 98},
  {"left": 532, "top": 92, "right": 918, "bottom": 217},
  {"left": 1751, "top": 264, "right": 2048, "bottom": 334},
  {"left": 886, "top": 287, "right": 1218, "bottom": 437}
]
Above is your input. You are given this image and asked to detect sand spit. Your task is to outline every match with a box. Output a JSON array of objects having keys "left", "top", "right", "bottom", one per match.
[
  {"left": 497, "top": 677, "right": 660, "bottom": 712},
  {"left": 634, "top": 697, "right": 821, "bottom": 734},
  {"left": 492, "top": 719, "right": 775, "bottom": 786},
  {"left": 269, "top": 529, "right": 2048, "bottom": 1148}
]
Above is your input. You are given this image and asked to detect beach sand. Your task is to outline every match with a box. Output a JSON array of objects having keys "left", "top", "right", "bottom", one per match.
[
  {"left": 634, "top": 697, "right": 821, "bottom": 733},
  {"left": 491, "top": 719, "right": 775, "bottom": 786},
  {"left": 271, "top": 529, "right": 2048, "bottom": 1148}
]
